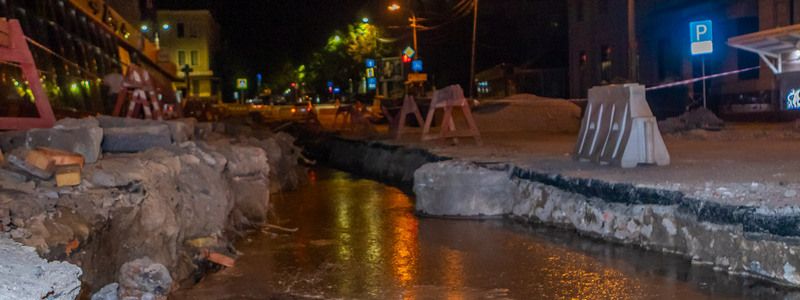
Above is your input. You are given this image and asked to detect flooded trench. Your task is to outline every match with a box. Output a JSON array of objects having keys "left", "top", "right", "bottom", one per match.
[{"left": 172, "top": 168, "right": 792, "bottom": 299}]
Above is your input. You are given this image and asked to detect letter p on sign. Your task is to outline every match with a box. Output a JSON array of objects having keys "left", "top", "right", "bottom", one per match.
[{"left": 690, "top": 20, "right": 713, "bottom": 55}]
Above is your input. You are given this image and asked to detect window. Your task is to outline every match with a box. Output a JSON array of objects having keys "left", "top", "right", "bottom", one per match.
[
  {"left": 576, "top": 0, "right": 584, "bottom": 21},
  {"left": 190, "top": 50, "right": 198, "bottom": 66},
  {"left": 192, "top": 79, "right": 200, "bottom": 95},
  {"left": 177, "top": 22, "right": 184, "bottom": 38},
  {"left": 600, "top": 45, "right": 612, "bottom": 83},
  {"left": 178, "top": 50, "right": 185, "bottom": 66}
]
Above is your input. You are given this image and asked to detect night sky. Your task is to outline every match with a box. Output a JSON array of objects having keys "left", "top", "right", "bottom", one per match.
[{"left": 156, "top": 0, "right": 567, "bottom": 97}]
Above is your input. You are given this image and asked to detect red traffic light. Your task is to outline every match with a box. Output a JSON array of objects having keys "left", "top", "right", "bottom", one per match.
[
  {"left": 402, "top": 54, "right": 412, "bottom": 63},
  {"left": 290, "top": 82, "right": 297, "bottom": 88}
]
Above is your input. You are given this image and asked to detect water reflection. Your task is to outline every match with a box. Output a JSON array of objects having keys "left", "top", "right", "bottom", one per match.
[{"left": 172, "top": 168, "right": 797, "bottom": 300}]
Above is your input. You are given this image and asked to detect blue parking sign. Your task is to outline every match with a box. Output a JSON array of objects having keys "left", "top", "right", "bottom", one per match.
[
  {"left": 411, "top": 60, "right": 423, "bottom": 73},
  {"left": 690, "top": 20, "right": 713, "bottom": 55}
]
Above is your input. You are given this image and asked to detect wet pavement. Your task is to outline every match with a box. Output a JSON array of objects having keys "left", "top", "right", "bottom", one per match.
[{"left": 172, "top": 168, "right": 794, "bottom": 300}]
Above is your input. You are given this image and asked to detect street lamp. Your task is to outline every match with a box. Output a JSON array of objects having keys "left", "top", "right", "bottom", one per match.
[{"left": 387, "top": 3, "right": 419, "bottom": 57}]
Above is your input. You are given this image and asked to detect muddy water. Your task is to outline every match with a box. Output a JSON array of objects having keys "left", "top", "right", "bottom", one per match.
[{"left": 173, "top": 168, "right": 792, "bottom": 299}]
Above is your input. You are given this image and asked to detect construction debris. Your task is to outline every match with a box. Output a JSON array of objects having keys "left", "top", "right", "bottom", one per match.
[
  {"left": 55, "top": 164, "right": 82, "bottom": 187},
  {"left": 0, "top": 116, "right": 306, "bottom": 299}
]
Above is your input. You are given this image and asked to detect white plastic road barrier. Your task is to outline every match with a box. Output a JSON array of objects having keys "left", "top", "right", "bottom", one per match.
[{"left": 574, "top": 84, "right": 670, "bottom": 168}]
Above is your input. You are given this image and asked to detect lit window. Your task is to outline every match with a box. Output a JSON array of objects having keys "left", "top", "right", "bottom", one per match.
[
  {"left": 190, "top": 50, "right": 198, "bottom": 66},
  {"left": 178, "top": 50, "right": 185, "bottom": 66}
]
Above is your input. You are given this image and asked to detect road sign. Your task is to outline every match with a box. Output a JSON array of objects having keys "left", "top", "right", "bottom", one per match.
[
  {"left": 367, "top": 77, "right": 377, "bottom": 90},
  {"left": 690, "top": 20, "right": 713, "bottom": 55},
  {"left": 411, "top": 60, "right": 423, "bottom": 73},
  {"left": 236, "top": 78, "right": 248, "bottom": 89},
  {"left": 403, "top": 46, "right": 416, "bottom": 59},
  {"left": 365, "top": 58, "right": 376, "bottom": 68},
  {"left": 366, "top": 67, "right": 375, "bottom": 78},
  {"left": 407, "top": 73, "right": 427, "bottom": 83}
]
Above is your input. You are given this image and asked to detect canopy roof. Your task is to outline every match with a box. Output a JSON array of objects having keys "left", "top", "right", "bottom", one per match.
[{"left": 728, "top": 23, "right": 800, "bottom": 74}]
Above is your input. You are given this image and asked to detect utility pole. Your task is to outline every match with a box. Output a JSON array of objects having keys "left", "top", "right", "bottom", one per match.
[
  {"left": 469, "top": 0, "right": 479, "bottom": 100},
  {"left": 627, "top": 0, "right": 638, "bottom": 81}
]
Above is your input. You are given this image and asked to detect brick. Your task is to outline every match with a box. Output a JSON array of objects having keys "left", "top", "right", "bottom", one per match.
[
  {"left": 28, "top": 147, "right": 84, "bottom": 169},
  {"left": 55, "top": 164, "right": 81, "bottom": 187}
]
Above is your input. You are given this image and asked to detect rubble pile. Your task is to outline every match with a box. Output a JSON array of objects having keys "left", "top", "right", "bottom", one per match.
[
  {"left": 658, "top": 107, "right": 725, "bottom": 133},
  {"left": 0, "top": 116, "right": 304, "bottom": 299}
]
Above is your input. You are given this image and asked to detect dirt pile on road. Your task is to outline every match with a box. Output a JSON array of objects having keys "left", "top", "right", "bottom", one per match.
[
  {"left": 472, "top": 93, "right": 582, "bottom": 133},
  {"left": 0, "top": 117, "right": 304, "bottom": 298}
]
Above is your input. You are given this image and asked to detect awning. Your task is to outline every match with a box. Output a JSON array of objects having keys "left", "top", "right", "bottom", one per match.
[{"left": 728, "top": 23, "right": 800, "bottom": 74}]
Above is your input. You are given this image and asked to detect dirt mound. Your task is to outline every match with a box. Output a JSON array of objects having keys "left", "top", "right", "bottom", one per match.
[
  {"left": 658, "top": 107, "right": 724, "bottom": 134},
  {"left": 473, "top": 94, "right": 582, "bottom": 133}
]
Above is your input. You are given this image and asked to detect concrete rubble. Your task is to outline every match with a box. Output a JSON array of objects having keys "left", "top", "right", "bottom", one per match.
[
  {"left": 0, "top": 238, "right": 82, "bottom": 300},
  {"left": 0, "top": 117, "right": 304, "bottom": 299}
]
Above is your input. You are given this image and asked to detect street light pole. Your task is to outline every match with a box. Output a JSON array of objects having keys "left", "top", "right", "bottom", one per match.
[
  {"left": 469, "top": 0, "right": 479, "bottom": 100},
  {"left": 411, "top": 13, "right": 418, "bottom": 56},
  {"left": 627, "top": 0, "right": 638, "bottom": 81}
]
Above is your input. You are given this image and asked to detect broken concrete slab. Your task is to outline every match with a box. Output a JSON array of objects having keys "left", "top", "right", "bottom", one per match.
[
  {"left": 0, "top": 238, "right": 82, "bottom": 300},
  {"left": 26, "top": 126, "right": 103, "bottom": 164},
  {"left": 414, "top": 161, "right": 516, "bottom": 216},
  {"left": 91, "top": 282, "right": 119, "bottom": 300},
  {"left": 167, "top": 118, "right": 197, "bottom": 143},
  {"left": 195, "top": 122, "right": 214, "bottom": 140},
  {"left": 0, "top": 130, "right": 28, "bottom": 153},
  {"left": 223, "top": 145, "right": 269, "bottom": 177},
  {"left": 101, "top": 125, "right": 172, "bottom": 153},
  {"left": 8, "top": 152, "right": 53, "bottom": 180}
]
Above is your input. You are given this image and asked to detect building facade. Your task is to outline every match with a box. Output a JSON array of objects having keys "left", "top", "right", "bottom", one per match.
[
  {"left": 156, "top": 10, "right": 220, "bottom": 101},
  {"left": 568, "top": 0, "right": 799, "bottom": 119},
  {"left": 0, "top": 0, "right": 176, "bottom": 116}
]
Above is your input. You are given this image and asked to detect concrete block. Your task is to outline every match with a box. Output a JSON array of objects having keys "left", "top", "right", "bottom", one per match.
[
  {"left": 195, "top": 122, "right": 213, "bottom": 139},
  {"left": 414, "top": 161, "right": 515, "bottom": 216},
  {"left": 8, "top": 153, "right": 52, "bottom": 179},
  {"left": 166, "top": 118, "right": 196, "bottom": 143},
  {"left": 25, "top": 127, "right": 103, "bottom": 164},
  {"left": 101, "top": 125, "right": 172, "bottom": 153},
  {"left": 222, "top": 145, "right": 269, "bottom": 176},
  {"left": 53, "top": 117, "right": 100, "bottom": 130},
  {"left": 0, "top": 130, "right": 29, "bottom": 153},
  {"left": 96, "top": 115, "right": 155, "bottom": 128}
]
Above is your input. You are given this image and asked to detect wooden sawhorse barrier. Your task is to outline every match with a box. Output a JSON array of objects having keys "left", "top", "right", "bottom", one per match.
[
  {"left": 112, "top": 65, "right": 163, "bottom": 120},
  {"left": 0, "top": 18, "right": 55, "bottom": 130},
  {"left": 382, "top": 95, "right": 424, "bottom": 140},
  {"left": 421, "top": 85, "right": 482, "bottom": 145}
]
